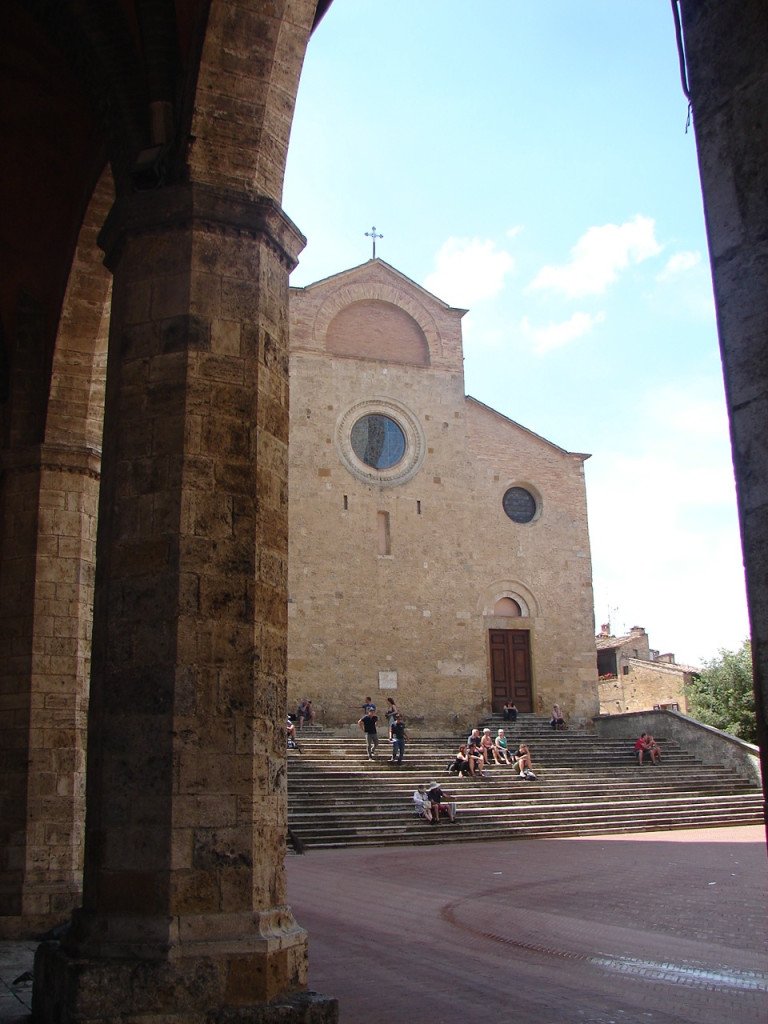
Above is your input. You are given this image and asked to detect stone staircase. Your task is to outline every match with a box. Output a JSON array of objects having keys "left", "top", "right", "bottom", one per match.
[{"left": 287, "top": 715, "right": 765, "bottom": 849}]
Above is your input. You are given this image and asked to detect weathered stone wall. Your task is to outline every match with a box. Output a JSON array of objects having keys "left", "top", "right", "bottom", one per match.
[
  {"left": 287, "top": 261, "right": 598, "bottom": 729},
  {"left": 598, "top": 660, "right": 691, "bottom": 716}
]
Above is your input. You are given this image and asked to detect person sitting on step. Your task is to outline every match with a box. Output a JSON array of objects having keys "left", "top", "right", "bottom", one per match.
[
  {"left": 494, "top": 728, "right": 513, "bottom": 765},
  {"left": 449, "top": 744, "right": 473, "bottom": 777},
  {"left": 296, "top": 698, "right": 314, "bottom": 729},
  {"left": 286, "top": 718, "right": 302, "bottom": 753},
  {"left": 512, "top": 741, "right": 533, "bottom": 774},
  {"left": 467, "top": 727, "right": 485, "bottom": 764},
  {"left": 412, "top": 784, "right": 433, "bottom": 822},
  {"left": 462, "top": 736, "right": 485, "bottom": 777},
  {"left": 426, "top": 781, "right": 457, "bottom": 823},
  {"left": 480, "top": 727, "right": 502, "bottom": 765},
  {"left": 502, "top": 700, "right": 518, "bottom": 723},
  {"left": 644, "top": 733, "right": 662, "bottom": 764},
  {"left": 550, "top": 703, "right": 566, "bottom": 731},
  {"left": 634, "top": 732, "right": 657, "bottom": 765}
]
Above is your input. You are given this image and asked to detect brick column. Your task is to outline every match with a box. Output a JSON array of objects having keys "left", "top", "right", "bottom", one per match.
[
  {"left": 33, "top": 183, "right": 336, "bottom": 1023},
  {"left": 680, "top": 0, "right": 768, "bottom": 801}
]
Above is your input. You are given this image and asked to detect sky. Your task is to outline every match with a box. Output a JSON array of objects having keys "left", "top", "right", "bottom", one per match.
[{"left": 282, "top": 0, "right": 750, "bottom": 667}]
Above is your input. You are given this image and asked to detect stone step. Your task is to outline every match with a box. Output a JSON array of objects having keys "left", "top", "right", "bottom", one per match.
[
  {"left": 289, "top": 805, "right": 766, "bottom": 839},
  {"left": 288, "top": 807, "right": 766, "bottom": 850},
  {"left": 289, "top": 788, "right": 758, "bottom": 811},
  {"left": 287, "top": 768, "right": 752, "bottom": 787},
  {"left": 296, "top": 769, "right": 706, "bottom": 782},
  {"left": 291, "top": 749, "right": 684, "bottom": 761},
  {"left": 290, "top": 738, "right": 693, "bottom": 753},
  {"left": 288, "top": 791, "right": 765, "bottom": 824},
  {"left": 289, "top": 790, "right": 763, "bottom": 817},
  {"left": 286, "top": 725, "right": 765, "bottom": 849},
  {"left": 293, "top": 797, "right": 765, "bottom": 826}
]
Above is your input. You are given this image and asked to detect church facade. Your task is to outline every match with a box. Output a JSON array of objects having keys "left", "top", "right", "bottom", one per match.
[{"left": 287, "top": 259, "right": 599, "bottom": 727}]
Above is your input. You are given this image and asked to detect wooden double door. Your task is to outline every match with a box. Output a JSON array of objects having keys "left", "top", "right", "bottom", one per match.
[{"left": 489, "top": 629, "right": 532, "bottom": 713}]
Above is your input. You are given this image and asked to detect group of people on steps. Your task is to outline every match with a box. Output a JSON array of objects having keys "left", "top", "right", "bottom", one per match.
[
  {"left": 357, "top": 697, "right": 406, "bottom": 763},
  {"left": 450, "top": 728, "right": 536, "bottom": 779}
]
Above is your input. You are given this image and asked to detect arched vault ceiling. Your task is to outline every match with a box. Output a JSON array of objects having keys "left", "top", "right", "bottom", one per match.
[{"left": 0, "top": 0, "right": 330, "bottom": 445}]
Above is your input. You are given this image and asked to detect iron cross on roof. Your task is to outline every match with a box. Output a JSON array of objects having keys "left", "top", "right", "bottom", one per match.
[{"left": 365, "top": 225, "right": 383, "bottom": 258}]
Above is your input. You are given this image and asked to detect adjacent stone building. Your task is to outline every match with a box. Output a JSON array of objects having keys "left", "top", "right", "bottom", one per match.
[
  {"left": 287, "top": 259, "right": 599, "bottom": 727},
  {"left": 596, "top": 624, "right": 697, "bottom": 715}
]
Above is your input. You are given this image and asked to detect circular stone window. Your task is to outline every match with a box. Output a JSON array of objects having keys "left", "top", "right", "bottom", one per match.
[
  {"left": 502, "top": 486, "right": 538, "bottom": 524},
  {"left": 350, "top": 414, "right": 406, "bottom": 469},
  {"left": 337, "top": 399, "right": 425, "bottom": 486}
]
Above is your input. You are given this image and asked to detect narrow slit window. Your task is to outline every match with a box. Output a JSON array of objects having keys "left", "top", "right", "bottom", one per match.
[
  {"left": 416, "top": 500, "right": 421, "bottom": 515},
  {"left": 377, "top": 511, "right": 391, "bottom": 556},
  {"left": 343, "top": 494, "right": 348, "bottom": 510}
]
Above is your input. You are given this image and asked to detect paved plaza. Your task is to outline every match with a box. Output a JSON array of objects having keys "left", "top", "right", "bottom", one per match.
[
  {"left": 2, "top": 826, "right": 766, "bottom": 1024},
  {"left": 287, "top": 825, "right": 767, "bottom": 1024}
]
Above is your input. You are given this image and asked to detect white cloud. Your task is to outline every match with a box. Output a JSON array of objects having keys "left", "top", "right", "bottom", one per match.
[
  {"left": 521, "top": 310, "right": 606, "bottom": 355},
  {"left": 589, "top": 455, "right": 746, "bottom": 666},
  {"left": 586, "top": 380, "right": 747, "bottom": 665},
  {"left": 423, "top": 237, "right": 515, "bottom": 307},
  {"left": 656, "top": 250, "right": 701, "bottom": 281},
  {"left": 529, "top": 215, "right": 662, "bottom": 297}
]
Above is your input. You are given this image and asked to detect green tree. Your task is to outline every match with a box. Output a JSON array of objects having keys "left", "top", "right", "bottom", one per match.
[{"left": 685, "top": 639, "right": 757, "bottom": 744}]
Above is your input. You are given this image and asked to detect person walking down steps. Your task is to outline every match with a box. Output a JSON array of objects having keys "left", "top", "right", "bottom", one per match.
[
  {"left": 390, "top": 714, "right": 406, "bottom": 764},
  {"left": 358, "top": 707, "right": 379, "bottom": 760}
]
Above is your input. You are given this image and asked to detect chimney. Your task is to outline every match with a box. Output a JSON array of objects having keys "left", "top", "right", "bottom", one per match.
[
  {"left": 600, "top": 623, "right": 611, "bottom": 636},
  {"left": 629, "top": 625, "right": 646, "bottom": 635}
]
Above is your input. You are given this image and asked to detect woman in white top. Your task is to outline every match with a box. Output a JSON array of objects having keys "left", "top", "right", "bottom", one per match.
[
  {"left": 412, "top": 785, "right": 433, "bottom": 821},
  {"left": 494, "top": 728, "right": 513, "bottom": 764}
]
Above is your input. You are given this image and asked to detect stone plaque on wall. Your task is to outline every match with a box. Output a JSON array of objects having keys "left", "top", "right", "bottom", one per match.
[{"left": 378, "top": 671, "right": 397, "bottom": 689}]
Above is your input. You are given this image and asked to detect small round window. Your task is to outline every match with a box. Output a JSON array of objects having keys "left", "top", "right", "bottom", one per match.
[
  {"left": 350, "top": 414, "right": 406, "bottom": 470},
  {"left": 502, "top": 486, "right": 537, "bottom": 524}
]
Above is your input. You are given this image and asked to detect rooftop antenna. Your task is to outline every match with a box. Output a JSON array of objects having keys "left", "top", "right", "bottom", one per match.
[
  {"left": 365, "top": 225, "right": 383, "bottom": 259},
  {"left": 607, "top": 603, "right": 621, "bottom": 636}
]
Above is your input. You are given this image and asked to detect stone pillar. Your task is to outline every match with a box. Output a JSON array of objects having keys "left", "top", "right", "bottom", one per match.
[
  {"left": 0, "top": 168, "right": 111, "bottom": 939},
  {"left": 680, "top": 0, "right": 768, "bottom": 799},
  {"left": 0, "top": 444, "right": 98, "bottom": 937},
  {"left": 33, "top": 183, "right": 337, "bottom": 1023}
]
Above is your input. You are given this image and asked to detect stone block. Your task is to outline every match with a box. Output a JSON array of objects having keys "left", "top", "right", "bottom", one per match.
[{"left": 171, "top": 869, "right": 221, "bottom": 915}]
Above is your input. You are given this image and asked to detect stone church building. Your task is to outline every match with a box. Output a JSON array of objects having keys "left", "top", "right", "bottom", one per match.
[{"left": 286, "top": 259, "right": 598, "bottom": 726}]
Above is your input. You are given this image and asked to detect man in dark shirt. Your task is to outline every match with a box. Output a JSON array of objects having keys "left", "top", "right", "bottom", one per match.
[
  {"left": 390, "top": 714, "right": 406, "bottom": 764},
  {"left": 426, "top": 781, "right": 456, "bottom": 823},
  {"left": 358, "top": 710, "right": 379, "bottom": 760}
]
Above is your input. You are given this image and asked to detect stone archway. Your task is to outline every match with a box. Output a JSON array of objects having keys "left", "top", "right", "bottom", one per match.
[
  {"left": 34, "top": 2, "right": 337, "bottom": 1018},
  {"left": 0, "top": 166, "right": 113, "bottom": 933},
  {"left": 0, "top": 2, "right": 336, "bottom": 1021}
]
